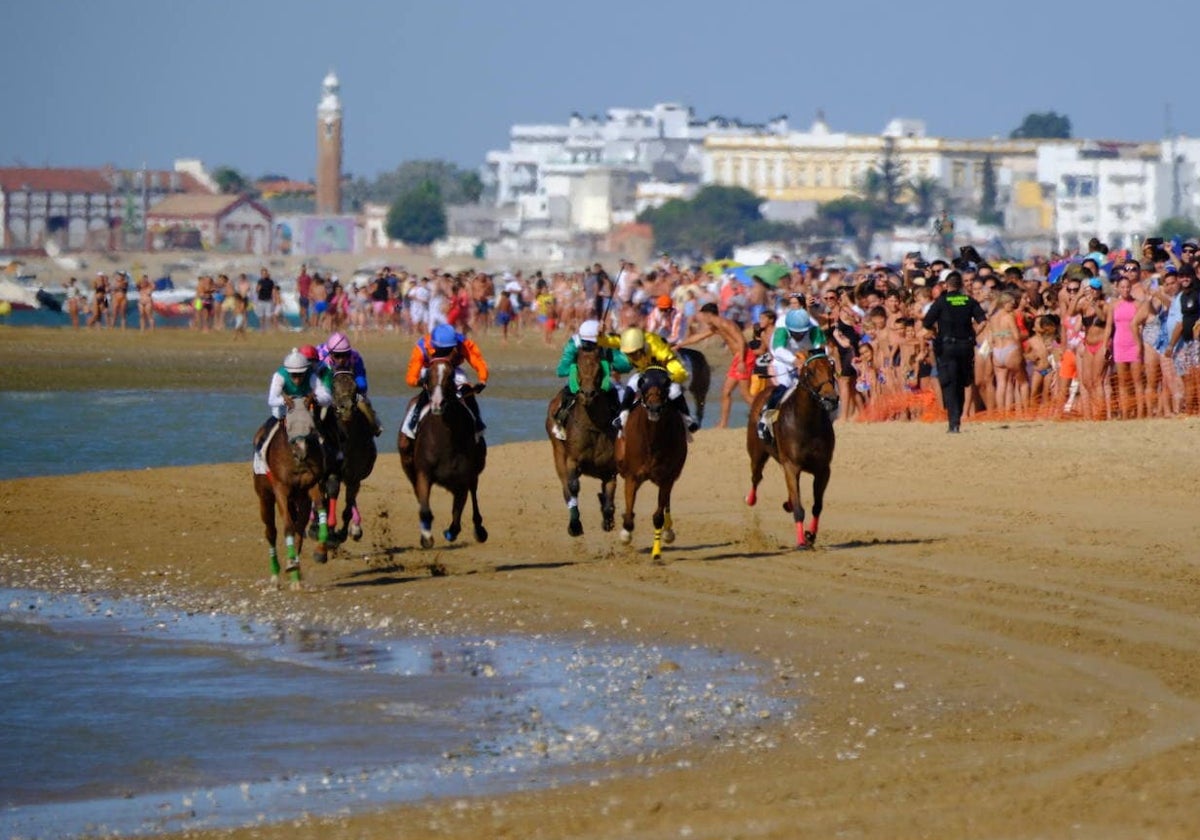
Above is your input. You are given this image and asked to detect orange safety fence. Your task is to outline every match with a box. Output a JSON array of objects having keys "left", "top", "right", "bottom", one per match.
[{"left": 848, "top": 361, "right": 1199, "bottom": 424}]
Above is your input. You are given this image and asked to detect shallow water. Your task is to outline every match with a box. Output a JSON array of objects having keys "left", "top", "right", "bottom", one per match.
[{"left": 0, "top": 588, "right": 784, "bottom": 838}]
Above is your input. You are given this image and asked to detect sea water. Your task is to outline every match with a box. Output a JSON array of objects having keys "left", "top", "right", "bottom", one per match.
[{"left": 0, "top": 391, "right": 775, "bottom": 837}]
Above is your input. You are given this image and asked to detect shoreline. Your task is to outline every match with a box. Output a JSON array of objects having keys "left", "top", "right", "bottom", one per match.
[{"left": 4, "top": 330, "right": 1200, "bottom": 838}]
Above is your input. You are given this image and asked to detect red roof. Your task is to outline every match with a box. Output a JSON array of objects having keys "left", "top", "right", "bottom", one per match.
[
  {"left": 0, "top": 168, "right": 114, "bottom": 193},
  {"left": 256, "top": 179, "right": 315, "bottom": 196}
]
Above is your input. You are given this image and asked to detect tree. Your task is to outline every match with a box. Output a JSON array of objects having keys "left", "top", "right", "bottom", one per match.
[
  {"left": 212, "top": 165, "right": 252, "bottom": 195},
  {"left": 908, "top": 176, "right": 945, "bottom": 223},
  {"left": 1010, "top": 111, "right": 1072, "bottom": 140},
  {"left": 385, "top": 180, "right": 446, "bottom": 245},
  {"left": 344, "top": 160, "right": 483, "bottom": 212},
  {"left": 637, "top": 185, "right": 798, "bottom": 259},
  {"left": 1154, "top": 216, "right": 1200, "bottom": 240},
  {"left": 978, "top": 155, "right": 1003, "bottom": 226}
]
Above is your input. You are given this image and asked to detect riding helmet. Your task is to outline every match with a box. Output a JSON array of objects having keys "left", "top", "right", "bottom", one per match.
[
  {"left": 299, "top": 345, "right": 319, "bottom": 362},
  {"left": 283, "top": 348, "right": 310, "bottom": 373},
  {"left": 432, "top": 323, "right": 459, "bottom": 348},
  {"left": 326, "top": 332, "right": 352, "bottom": 353},
  {"left": 619, "top": 327, "right": 646, "bottom": 354},
  {"left": 578, "top": 319, "right": 600, "bottom": 342},
  {"left": 784, "top": 309, "right": 812, "bottom": 333}
]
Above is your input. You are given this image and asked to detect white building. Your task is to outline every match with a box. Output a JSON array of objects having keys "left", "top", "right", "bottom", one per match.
[
  {"left": 1036, "top": 141, "right": 1168, "bottom": 252},
  {"left": 483, "top": 103, "right": 788, "bottom": 231}
]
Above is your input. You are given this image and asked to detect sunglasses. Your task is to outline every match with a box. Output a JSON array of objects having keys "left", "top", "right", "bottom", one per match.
[{"left": 1066, "top": 286, "right": 1080, "bottom": 292}]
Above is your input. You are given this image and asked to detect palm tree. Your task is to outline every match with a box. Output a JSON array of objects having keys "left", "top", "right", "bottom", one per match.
[{"left": 907, "top": 176, "right": 944, "bottom": 225}]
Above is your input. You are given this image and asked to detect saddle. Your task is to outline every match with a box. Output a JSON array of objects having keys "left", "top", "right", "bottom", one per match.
[{"left": 758, "top": 382, "right": 799, "bottom": 441}]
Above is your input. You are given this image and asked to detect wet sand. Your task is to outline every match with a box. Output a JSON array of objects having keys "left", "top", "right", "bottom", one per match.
[{"left": 3, "top": 329, "right": 1200, "bottom": 838}]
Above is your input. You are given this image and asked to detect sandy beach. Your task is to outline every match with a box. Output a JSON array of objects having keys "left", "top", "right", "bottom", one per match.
[{"left": 3, "top": 328, "right": 1200, "bottom": 839}]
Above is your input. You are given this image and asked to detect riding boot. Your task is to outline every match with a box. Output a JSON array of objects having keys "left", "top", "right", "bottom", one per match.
[
  {"left": 551, "top": 386, "right": 574, "bottom": 440},
  {"left": 462, "top": 390, "right": 486, "bottom": 442},
  {"left": 357, "top": 393, "right": 383, "bottom": 436},
  {"left": 671, "top": 394, "right": 699, "bottom": 433},
  {"left": 403, "top": 390, "right": 429, "bottom": 440},
  {"left": 758, "top": 385, "right": 786, "bottom": 442},
  {"left": 253, "top": 416, "right": 277, "bottom": 452},
  {"left": 612, "top": 389, "right": 633, "bottom": 433}
]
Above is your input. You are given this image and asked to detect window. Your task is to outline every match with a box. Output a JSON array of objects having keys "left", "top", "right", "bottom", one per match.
[
  {"left": 1078, "top": 177, "right": 1096, "bottom": 197},
  {"left": 1062, "top": 175, "right": 1078, "bottom": 198}
]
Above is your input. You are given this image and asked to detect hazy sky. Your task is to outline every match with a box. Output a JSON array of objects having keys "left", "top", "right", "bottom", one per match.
[{"left": 2, "top": 0, "right": 1194, "bottom": 182}]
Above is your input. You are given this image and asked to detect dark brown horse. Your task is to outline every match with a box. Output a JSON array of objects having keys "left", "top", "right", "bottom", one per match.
[
  {"left": 546, "top": 343, "right": 619, "bottom": 536},
  {"left": 328, "top": 370, "right": 377, "bottom": 543},
  {"left": 677, "top": 347, "right": 711, "bottom": 427},
  {"left": 616, "top": 366, "right": 689, "bottom": 561},
  {"left": 398, "top": 355, "right": 488, "bottom": 549},
  {"left": 253, "top": 400, "right": 329, "bottom": 589},
  {"left": 745, "top": 352, "right": 838, "bottom": 550}
]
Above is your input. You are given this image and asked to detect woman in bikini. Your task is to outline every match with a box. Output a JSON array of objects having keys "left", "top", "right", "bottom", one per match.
[
  {"left": 1024, "top": 314, "right": 1060, "bottom": 409},
  {"left": 1106, "top": 275, "right": 1145, "bottom": 419},
  {"left": 988, "top": 292, "right": 1026, "bottom": 415},
  {"left": 1070, "top": 277, "right": 1110, "bottom": 419}
]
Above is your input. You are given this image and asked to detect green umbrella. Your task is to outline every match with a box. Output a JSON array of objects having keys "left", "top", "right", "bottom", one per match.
[{"left": 747, "top": 263, "right": 791, "bottom": 288}]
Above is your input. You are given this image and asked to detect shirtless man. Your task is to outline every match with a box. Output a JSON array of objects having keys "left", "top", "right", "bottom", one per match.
[{"left": 677, "top": 302, "right": 754, "bottom": 428}]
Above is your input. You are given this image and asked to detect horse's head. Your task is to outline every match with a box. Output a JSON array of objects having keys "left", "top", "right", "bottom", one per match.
[
  {"left": 426, "top": 355, "right": 456, "bottom": 415},
  {"left": 284, "top": 400, "right": 318, "bottom": 461},
  {"left": 801, "top": 352, "right": 840, "bottom": 415},
  {"left": 638, "top": 366, "right": 672, "bottom": 422},
  {"left": 331, "top": 370, "right": 358, "bottom": 423},
  {"left": 574, "top": 343, "right": 603, "bottom": 405}
]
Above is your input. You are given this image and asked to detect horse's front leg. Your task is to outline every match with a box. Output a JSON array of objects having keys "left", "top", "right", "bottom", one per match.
[
  {"left": 565, "top": 462, "right": 584, "bottom": 537},
  {"left": 307, "top": 485, "right": 327, "bottom": 564},
  {"left": 415, "top": 473, "right": 435, "bottom": 549},
  {"left": 745, "top": 408, "right": 771, "bottom": 506},
  {"left": 256, "top": 477, "right": 280, "bottom": 587},
  {"left": 651, "top": 481, "right": 675, "bottom": 561},
  {"left": 620, "top": 476, "right": 641, "bottom": 545},
  {"left": 343, "top": 479, "right": 363, "bottom": 541},
  {"left": 806, "top": 463, "right": 830, "bottom": 546},
  {"left": 782, "top": 465, "right": 808, "bottom": 550},
  {"left": 469, "top": 477, "right": 487, "bottom": 543},
  {"left": 444, "top": 486, "right": 467, "bottom": 543},
  {"left": 599, "top": 474, "right": 617, "bottom": 532}
]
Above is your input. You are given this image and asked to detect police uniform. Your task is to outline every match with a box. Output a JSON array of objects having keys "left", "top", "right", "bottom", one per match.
[{"left": 921, "top": 281, "right": 985, "bottom": 432}]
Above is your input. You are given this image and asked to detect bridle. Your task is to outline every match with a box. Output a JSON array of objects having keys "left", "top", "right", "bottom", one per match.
[{"left": 799, "top": 353, "right": 840, "bottom": 415}]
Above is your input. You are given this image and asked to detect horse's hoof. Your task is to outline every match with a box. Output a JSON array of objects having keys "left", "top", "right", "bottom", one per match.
[
  {"left": 350, "top": 525, "right": 363, "bottom": 541},
  {"left": 443, "top": 528, "right": 459, "bottom": 543},
  {"left": 745, "top": 492, "right": 757, "bottom": 507},
  {"left": 602, "top": 518, "right": 615, "bottom": 532},
  {"left": 568, "top": 519, "right": 583, "bottom": 537},
  {"left": 420, "top": 534, "right": 434, "bottom": 549},
  {"left": 313, "top": 550, "right": 327, "bottom": 565},
  {"left": 307, "top": 523, "right": 320, "bottom": 539},
  {"left": 475, "top": 525, "right": 488, "bottom": 543},
  {"left": 795, "top": 542, "right": 812, "bottom": 552},
  {"left": 288, "top": 578, "right": 303, "bottom": 591},
  {"left": 619, "top": 529, "right": 632, "bottom": 544},
  {"left": 804, "top": 531, "right": 817, "bottom": 546},
  {"left": 269, "top": 574, "right": 281, "bottom": 591},
  {"left": 782, "top": 500, "right": 794, "bottom": 513},
  {"left": 663, "top": 529, "right": 675, "bottom": 545}
]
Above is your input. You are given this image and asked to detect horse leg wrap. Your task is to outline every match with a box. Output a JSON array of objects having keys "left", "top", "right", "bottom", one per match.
[
  {"left": 318, "top": 510, "right": 328, "bottom": 543},
  {"left": 652, "top": 529, "right": 663, "bottom": 559},
  {"left": 269, "top": 547, "right": 280, "bottom": 576},
  {"left": 285, "top": 535, "right": 299, "bottom": 569},
  {"left": 795, "top": 522, "right": 808, "bottom": 548},
  {"left": 351, "top": 506, "right": 362, "bottom": 526},
  {"left": 566, "top": 497, "right": 579, "bottom": 510}
]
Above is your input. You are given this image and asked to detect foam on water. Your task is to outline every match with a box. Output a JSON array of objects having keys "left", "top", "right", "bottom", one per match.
[{"left": 0, "top": 588, "right": 789, "bottom": 837}]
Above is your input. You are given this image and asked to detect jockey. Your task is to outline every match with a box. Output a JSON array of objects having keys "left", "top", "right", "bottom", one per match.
[
  {"left": 599, "top": 326, "right": 698, "bottom": 434},
  {"left": 317, "top": 331, "right": 382, "bottom": 436},
  {"left": 644, "top": 294, "right": 687, "bottom": 346},
  {"left": 254, "top": 347, "right": 332, "bottom": 451},
  {"left": 757, "top": 308, "right": 828, "bottom": 442},
  {"left": 401, "top": 322, "right": 489, "bottom": 441},
  {"left": 549, "top": 318, "right": 631, "bottom": 440}
]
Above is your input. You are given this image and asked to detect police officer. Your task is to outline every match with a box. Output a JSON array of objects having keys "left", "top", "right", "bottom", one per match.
[{"left": 921, "top": 269, "right": 986, "bottom": 433}]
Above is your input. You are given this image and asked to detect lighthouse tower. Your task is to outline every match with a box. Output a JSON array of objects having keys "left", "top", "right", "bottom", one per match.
[{"left": 316, "top": 70, "right": 343, "bottom": 214}]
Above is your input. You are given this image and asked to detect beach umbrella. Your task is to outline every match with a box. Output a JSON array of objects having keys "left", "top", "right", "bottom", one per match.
[
  {"left": 1046, "top": 262, "right": 1067, "bottom": 285},
  {"left": 702, "top": 259, "right": 742, "bottom": 276},
  {"left": 744, "top": 263, "right": 791, "bottom": 288}
]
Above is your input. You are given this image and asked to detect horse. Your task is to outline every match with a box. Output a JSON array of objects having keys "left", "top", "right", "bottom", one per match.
[
  {"left": 745, "top": 352, "right": 838, "bottom": 550},
  {"left": 398, "top": 355, "right": 488, "bottom": 549},
  {"left": 545, "top": 343, "right": 619, "bottom": 536},
  {"left": 253, "top": 400, "right": 329, "bottom": 589},
  {"left": 677, "top": 347, "right": 711, "bottom": 427},
  {"left": 327, "top": 370, "right": 377, "bottom": 543},
  {"left": 616, "top": 365, "right": 689, "bottom": 561}
]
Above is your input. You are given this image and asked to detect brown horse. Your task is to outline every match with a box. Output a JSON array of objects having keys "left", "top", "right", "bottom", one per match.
[
  {"left": 677, "top": 347, "right": 711, "bottom": 427},
  {"left": 546, "top": 343, "right": 619, "bottom": 536},
  {"left": 616, "top": 366, "right": 689, "bottom": 561},
  {"left": 253, "top": 400, "right": 329, "bottom": 589},
  {"left": 328, "top": 370, "right": 377, "bottom": 543},
  {"left": 398, "top": 355, "right": 488, "bottom": 549},
  {"left": 745, "top": 352, "right": 838, "bottom": 550}
]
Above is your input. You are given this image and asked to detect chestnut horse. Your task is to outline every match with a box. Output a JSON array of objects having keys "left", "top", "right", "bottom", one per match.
[
  {"left": 616, "top": 366, "right": 689, "bottom": 561},
  {"left": 745, "top": 352, "right": 838, "bottom": 550},
  {"left": 328, "top": 370, "right": 377, "bottom": 543},
  {"left": 253, "top": 400, "right": 329, "bottom": 589},
  {"left": 398, "top": 355, "right": 488, "bottom": 549},
  {"left": 546, "top": 343, "right": 619, "bottom": 536}
]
